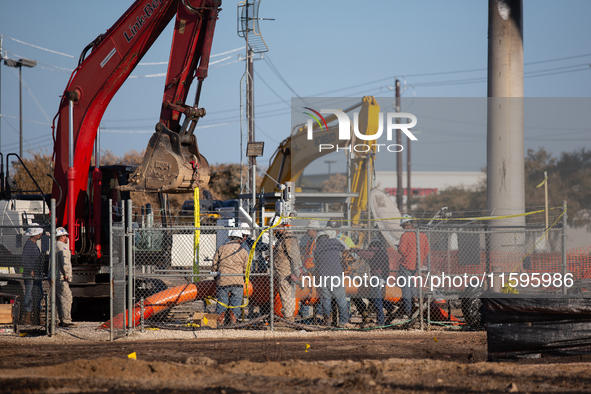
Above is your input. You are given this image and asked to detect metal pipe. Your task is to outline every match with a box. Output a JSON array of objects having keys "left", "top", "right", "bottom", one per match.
[
  {"left": 93, "top": 128, "right": 102, "bottom": 259},
  {"left": 416, "top": 227, "right": 424, "bottom": 330},
  {"left": 366, "top": 153, "right": 372, "bottom": 242},
  {"left": 562, "top": 200, "right": 568, "bottom": 295},
  {"left": 67, "top": 99, "right": 76, "bottom": 255},
  {"left": 50, "top": 198, "right": 56, "bottom": 337},
  {"left": 347, "top": 151, "right": 352, "bottom": 233},
  {"left": 252, "top": 163, "right": 256, "bottom": 226},
  {"left": 269, "top": 229, "right": 274, "bottom": 331},
  {"left": 109, "top": 199, "right": 113, "bottom": 341},
  {"left": 126, "top": 199, "right": 133, "bottom": 331},
  {"left": 120, "top": 202, "right": 126, "bottom": 334},
  {"left": 19, "top": 66, "right": 22, "bottom": 158},
  {"left": 395, "top": 79, "right": 403, "bottom": 210}
]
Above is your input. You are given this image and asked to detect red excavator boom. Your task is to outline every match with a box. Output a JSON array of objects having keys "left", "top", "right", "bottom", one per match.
[{"left": 51, "top": 0, "right": 221, "bottom": 254}]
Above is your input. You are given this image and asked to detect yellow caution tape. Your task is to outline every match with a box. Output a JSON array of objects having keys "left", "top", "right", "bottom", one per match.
[
  {"left": 508, "top": 207, "right": 567, "bottom": 274},
  {"left": 298, "top": 207, "right": 561, "bottom": 223},
  {"left": 536, "top": 176, "right": 548, "bottom": 188}
]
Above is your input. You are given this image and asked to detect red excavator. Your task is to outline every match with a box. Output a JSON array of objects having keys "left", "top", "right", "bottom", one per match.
[{"left": 51, "top": 0, "right": 220, "bottom": 263}]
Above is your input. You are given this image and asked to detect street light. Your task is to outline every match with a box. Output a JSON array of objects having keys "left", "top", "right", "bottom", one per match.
[{"left": 4, "top": 58, "right": 37, "bottom": 158}]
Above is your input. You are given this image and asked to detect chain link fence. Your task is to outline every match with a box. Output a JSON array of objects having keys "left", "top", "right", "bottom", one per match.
[
  {"left": 0, "top": 221, "right": 51, "bottom": 333},
  {"left": 104, "top": 202, "right": 591, "bottom": 335}
]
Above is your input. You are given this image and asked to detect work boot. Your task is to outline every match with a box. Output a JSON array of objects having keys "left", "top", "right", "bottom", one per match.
[
  {"left": 322, "top": 315, "right": 331, "bottom": 327},
  {"left": 216, "top": 312, "right": 225, "bottom": 326},
  {"left": 59, "top": 322, "right": 77, "bottom": 328},
  {"left": 361, "top": 311, "right": 371, "bottom": 326},
  {"left": 286, "top": 316, "right": 295, "bottom": 323},
  {"left": 229, "top": 311, "right": 237, "bottom": 325}
]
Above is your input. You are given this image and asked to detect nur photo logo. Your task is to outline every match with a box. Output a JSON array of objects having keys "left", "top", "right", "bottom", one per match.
[{"left": 303, "top": 108, "right": 418, "bottom": 153}]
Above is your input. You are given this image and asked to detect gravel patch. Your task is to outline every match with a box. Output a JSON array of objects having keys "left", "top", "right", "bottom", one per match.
[{"left": 0, "top": 321, "right": 463, "bottom": 344}]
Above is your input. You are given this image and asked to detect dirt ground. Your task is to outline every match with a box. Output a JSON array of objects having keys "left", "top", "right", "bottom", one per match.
[{"left": 1, "top": 328, "right": 591, "bottom": 393}]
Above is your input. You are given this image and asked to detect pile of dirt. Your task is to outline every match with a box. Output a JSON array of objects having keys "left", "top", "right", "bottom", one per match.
[{"left": 2, "top": 356, "right": 591, "bottom": 393}]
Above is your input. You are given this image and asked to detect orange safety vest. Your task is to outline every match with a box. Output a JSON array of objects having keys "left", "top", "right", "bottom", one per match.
[{"left": 303, "top": 238, "right": 316, "bottom": 269}]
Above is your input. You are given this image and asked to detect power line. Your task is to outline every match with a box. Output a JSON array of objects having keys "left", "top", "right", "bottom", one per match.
[
  {"left": 3, "top": 35, "right": 74, "bottom": 58},
  {"left": 263, "top": 54, "right": 301, "bottom": 99}
]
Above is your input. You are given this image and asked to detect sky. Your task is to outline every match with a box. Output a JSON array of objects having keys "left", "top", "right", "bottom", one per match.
[{"left": 1, "top": 0, "right": 590, "bottom": 180}]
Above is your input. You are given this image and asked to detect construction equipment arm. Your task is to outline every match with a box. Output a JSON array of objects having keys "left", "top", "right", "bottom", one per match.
[{"left": 51, "top": 0, "right": 221, "bottom": 250}]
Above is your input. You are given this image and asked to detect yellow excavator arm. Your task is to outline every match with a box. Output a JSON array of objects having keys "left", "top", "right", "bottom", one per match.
[{"left": 259, "top": 96, "right": 381, "bottom": 227}]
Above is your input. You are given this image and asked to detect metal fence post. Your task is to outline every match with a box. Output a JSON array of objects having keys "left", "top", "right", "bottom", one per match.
[
  {"left": 416, "top": 227, "right": 424, "bottom": 330},
  {"left": 269, "top": 229, "right": 274, "bottom": 332},
  {"left": 126, "top": 199, "right": 133, "bottom": 331},
  {"left": 140, "top": 297, "right": 145, "bottom": 332},
  {"left": 50, "top": 199, "right": 56, "bottom": 337},
  {"left": 562, "top": 200, "right": 568, "bottom": 295},
  {"left": 109, "top": 199, "right": 113, "bottom": 341}
]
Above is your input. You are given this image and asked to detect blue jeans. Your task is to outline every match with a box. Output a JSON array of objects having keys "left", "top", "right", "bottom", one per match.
[
  {"left": 24, "top": 279, "right": 44, "bottom": 313},
  {"left": 319, "top": 284, "right": 349, "bottom": 325},
  {"left": 399, "top": 266, "right": 416, "bottom": 314},
  {"left": 368, "top": 281, "right": 385, "bottom": 325},
  {"left": 215, "top": 285, "right": 243, "bottom": 318}
]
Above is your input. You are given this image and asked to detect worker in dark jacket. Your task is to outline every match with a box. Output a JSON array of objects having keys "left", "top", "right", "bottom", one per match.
[
  {"left": 313, "top": 231, "right": 351, "bottom": 327},
  {"left": 21, "top": 225, "right": 44, "bottom": 324},
  {"left": 353, "top": 239, "right": 392, "bottom": 326}
]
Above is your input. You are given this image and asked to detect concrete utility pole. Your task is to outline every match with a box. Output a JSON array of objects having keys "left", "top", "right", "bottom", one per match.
[
  {"left": 395, "top": 79, "right": 403, "bottom": 210},
  {"left": 487, "top": 0, "right": 525, "bottom": 274}
]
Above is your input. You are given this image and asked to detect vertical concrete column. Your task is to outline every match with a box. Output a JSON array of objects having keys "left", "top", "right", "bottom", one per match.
[{"left": 487, "top": 0, "right": 525, "bottom": 276}]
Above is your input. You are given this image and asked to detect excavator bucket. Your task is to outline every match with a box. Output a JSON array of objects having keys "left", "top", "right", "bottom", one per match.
[{"left": 119, "top": 122, "right": 209, "bottom": 193}]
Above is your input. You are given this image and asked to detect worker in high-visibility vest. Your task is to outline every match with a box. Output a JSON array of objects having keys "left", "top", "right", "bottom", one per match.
[{"left": 298, "top": 220, "right": 321, "bottom": 318}]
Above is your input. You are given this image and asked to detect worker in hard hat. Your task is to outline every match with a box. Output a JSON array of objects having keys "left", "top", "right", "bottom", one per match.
[
  {"left": 298, "top": 219, "right": 321, "bottom": 319},
  {"left": 352, "top": 238, "right": 392, "bottom": 326},
  {"left": 326, "top": 219, "right": 369, "bottom": 325},
  {"left": 326, "top": 220, "right": 356, "bottom": 248},
  {"left": 21, "top": 225, "right": 45, "bottom": 325},
  {"left": 397, "top": 215, "right": 430, "bottom": 317},
  {"left": 212, "top": 226, "right": 250, "bottom": 325},
  {"left": 313, "top": 230, "right": 353, "bottom": 328},
  {"left": 55, "top": 227, "right": 76, "bottom": 327},
  {"left": 238, "top": 222, "right": 269, "bottom": 319},
  {"left": 271, "top": 216, "right": 303, "bottom": 321}
]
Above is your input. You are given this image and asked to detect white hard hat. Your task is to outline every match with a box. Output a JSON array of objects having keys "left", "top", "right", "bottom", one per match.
[
  {"left": 228, "top": 228, "right": 244, "bottom": 238},
  {"left": 56, "top": 227, "right": 69, "bottom": 237},
  {"left": 239, "top": 222, "right": 251, "bottom": 236},
  {"left": 324, "top": 229, "right": 336, "bottom": 238},
  {"left": 24, "top": 225, "right": 43, "bottom": 236},
  {"left": 307, "top": 220, "right": 320, "bottom": 229},
  {"left": 400, "top": 214, "right": 414, "bottom": 225}
]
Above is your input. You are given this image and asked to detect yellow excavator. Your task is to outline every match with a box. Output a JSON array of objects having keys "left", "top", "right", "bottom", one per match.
[{"left": 259, "top": 96, "right": 382, "bottom": 227}]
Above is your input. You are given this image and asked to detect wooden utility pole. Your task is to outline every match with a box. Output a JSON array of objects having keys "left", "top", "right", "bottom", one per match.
[
  {"left": 395, "top": 79, "right": 403, "bottom": 210},
  {"left": 406, "top": 117, "right": 412, "bottom": 212}
]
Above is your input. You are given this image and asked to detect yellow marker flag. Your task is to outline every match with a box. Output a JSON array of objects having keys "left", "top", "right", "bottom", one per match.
[
  {"left": 305, "top": 343, "right": 310, "bottom": 353},
  {"left": 536, "top": 176, "right": 548, "bottom": 188},
  {"left": 203, "top": 316, "right": 209, "bottom": 325},
  {"left": 128, "top": 352, "right": 137, "bottom": 359},
  {"left": 433, "top": 337, "right": 438, "bottom": 342}
]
